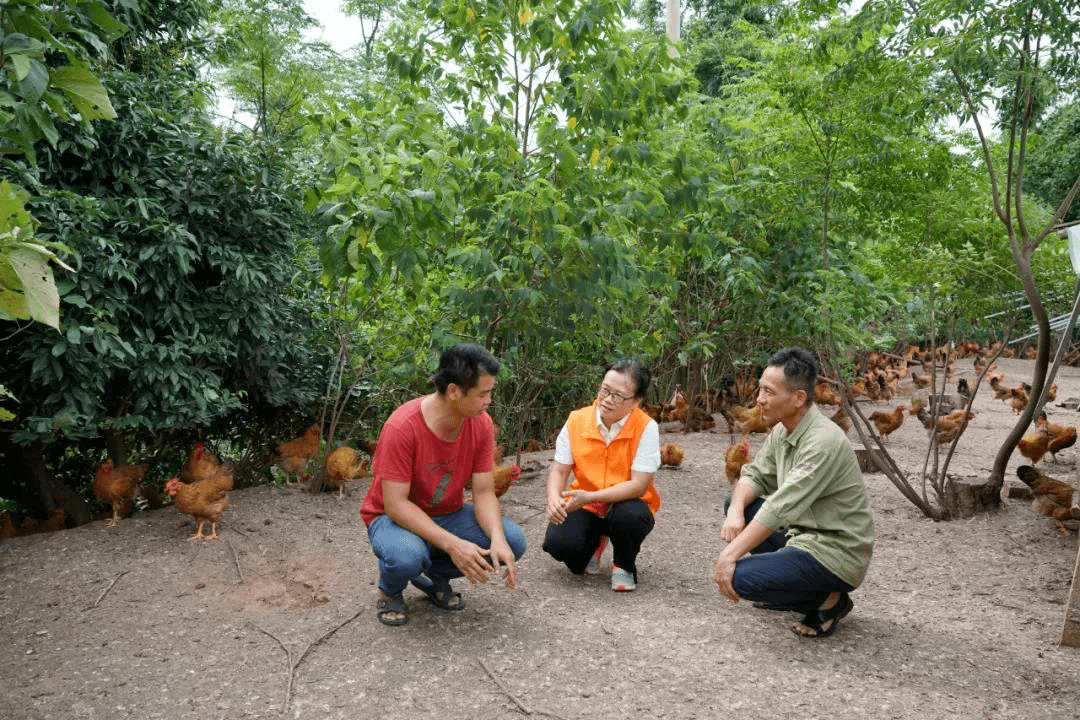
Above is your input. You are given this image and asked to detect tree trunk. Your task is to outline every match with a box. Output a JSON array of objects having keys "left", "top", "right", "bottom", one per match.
[
  {"left": 945, "top": 474, "right": 1002, "bottom": 519},
  {"left": 0, "top": 434, "right": 93, "bottom": 526},
  {"left": 989, "top": 253, "right": 1050, "bottom": 500}
]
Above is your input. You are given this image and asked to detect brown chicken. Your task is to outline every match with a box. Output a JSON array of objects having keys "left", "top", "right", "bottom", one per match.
[
  {"left": 1017, "top": 426, "right": 1050, "bottom": 465},
  {"left": 492, "top": 464, "right": 522, "bottom": 498},
  {"left": 93, "top": 459, "right": 151, "bottom": 528},
  {"left": 869, "top": 405, "right": 904, "bottom": 443},
  {"left": 465, "top": 463, "right": 522, "bottom": 498},
  {"left": 276, "top": 424, "right": 321, "bottom": 483},
  {"left": 180, "top": 442, "right": 226, "bottom": 486},
  {"left": 0, "top": 511, "right": 15, "bottom": 540},
  {"left": 1035, "top": 412, "right": 1077, "bottom": 463},
  {"left": 1016, "top": 465, "right": 1080, "bottom": 533},
  {"left": 322, "top": 446, "right": 368, "bottom": 498},
  {"left": 723, "top": 402, "right": 758, "bottom": 427},
  {"left": 39, "top": 508, "right": 67, "bottom": 534},
  {"left": 989, "top": 375, "right": 1013, "bottom": 401},
  {"left": 671, "top": 393, "right": 714, "bottom": 432},
  {"left": 725, "top": 438, "right": 751, "bottom": 485},
  {"left": 928, "top": 410, "right": 975, "bottom": 445},
  {"left": 641, "top": 403, "right": 664, "bottom": 421},
  {"left": 736, "top": 406, "right": 774, "bottom": 435},
  {"left": 813, "top": 382, "right": 841, "bottom": 406},
  {"left": 830, "top": 405, "right": 852, "bottom": 432},
  {"left": 165, "top": 473, "right": 231, "bottom": 540},
  {"left": 660, "top": 443, "right": 684, "bottom": 467}
]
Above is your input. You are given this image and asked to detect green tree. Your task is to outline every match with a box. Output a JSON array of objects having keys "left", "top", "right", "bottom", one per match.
[
  {"left": 211, "top": 0, "right": 339, "bottom": 142},
  {"left": 894, "top": 0, "right": 1080, "bottom": 497},
  {"left": 1, "top": 4, "right": 324, "bottom": 525},
  {"left": 312, "top": 0, "right": 710, "bottom": 444},
  {"left": 0, "top": 0, "right": 121, "bottom": 330},
  {"left": 1026, "top": 102, "right": 1080, "bottom": 224}
]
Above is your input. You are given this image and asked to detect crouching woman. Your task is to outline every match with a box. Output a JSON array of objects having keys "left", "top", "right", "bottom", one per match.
[{"left": 542, "top": 358, "right": 661, "bottom": 592}]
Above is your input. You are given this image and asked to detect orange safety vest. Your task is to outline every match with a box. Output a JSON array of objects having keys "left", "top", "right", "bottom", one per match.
[{"left": 566, "top": 404, "right": 660, "bottom": 517}]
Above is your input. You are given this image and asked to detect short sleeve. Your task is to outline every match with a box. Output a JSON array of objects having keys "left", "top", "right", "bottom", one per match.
[
  {"left": 630, "top": 419, "right": 661, "bottom": 473},
  {"left": 472, "top": 413, "right": 495, "bottom": 473},
  {"left": 373, "top": 417, "right": 417, "bottom": 485},
  {"left": 553, "top": 421, "right": 572, "bottom": 465}
]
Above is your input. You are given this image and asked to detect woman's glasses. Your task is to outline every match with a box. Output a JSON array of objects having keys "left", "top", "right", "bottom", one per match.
[{"left": 597, "top": 386, "right": 631, "bottom": 403}]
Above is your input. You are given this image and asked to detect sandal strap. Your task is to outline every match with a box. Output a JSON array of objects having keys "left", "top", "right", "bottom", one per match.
[
  {"left": 376, "top": 593, "right": 408, "bottom": 626},
  {"left": 410, "top": 576, "right": 465, "bottom": 610}
]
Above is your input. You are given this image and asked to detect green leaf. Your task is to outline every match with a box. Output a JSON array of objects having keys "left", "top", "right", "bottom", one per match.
[
  {"left": 24, "top": 102, "right": 59, "bottom": 147},
  {"left": 11, "top": 54, "right": 31, "bottom": 81},
  {"left": 49, "top": 66, "right": 116, "bottom": 121},
  {"left": 1, "top": 247, "right": 60, "bottom": 330},
  {"left": 19, "top": 59, "right": 49, "bottom": 104},
  {"left": 84, "top": 2, "right": 130, "bottom": 42},
  {"left": 1, "top": 33, "right": 37, "bottom": 56}
]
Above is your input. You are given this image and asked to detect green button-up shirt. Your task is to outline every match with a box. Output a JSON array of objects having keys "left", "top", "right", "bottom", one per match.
[{"left": 739, "top": 404, "right": 875, "bottom": 587}]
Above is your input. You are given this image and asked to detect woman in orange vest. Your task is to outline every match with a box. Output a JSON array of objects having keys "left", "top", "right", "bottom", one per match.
[{"left": 542, "top": 359, "right": 661, "bottom": 591}]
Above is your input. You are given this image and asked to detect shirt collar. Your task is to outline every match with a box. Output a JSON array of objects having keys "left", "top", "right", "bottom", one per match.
[
  {"left": 595, "top": 404, "right": 631, "bottom": 437},
  {"left": 783, "top": 404, "right": 822, "bottom": 446}
]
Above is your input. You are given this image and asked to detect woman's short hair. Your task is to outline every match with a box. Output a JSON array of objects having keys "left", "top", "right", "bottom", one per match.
[
  {"left": 605, "top": 358, "right": 652, "bottom": 399},
  {"left": 766, "top": 347, "right": 818, "bottom": 403},
  {"left": 432, "top": 343, "right": 500, "bottom": 393}
]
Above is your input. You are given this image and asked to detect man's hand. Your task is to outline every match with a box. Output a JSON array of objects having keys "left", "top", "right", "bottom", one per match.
[
  {"left": 713, "top": 551, "right": 740, "bottom": 603},
  {"left": 447, "top": 537, "right": 496, "bottom": 584},
  {"left": 720, "top": 511, "right": 745, "bottom": 542},
  {"left": 486, "top": 537, "right": 517, "bottom": 589}
]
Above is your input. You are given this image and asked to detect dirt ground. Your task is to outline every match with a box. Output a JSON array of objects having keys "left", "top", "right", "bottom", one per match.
[{"left": 2, "top": 357, "right": 1080, "bottom": 720}]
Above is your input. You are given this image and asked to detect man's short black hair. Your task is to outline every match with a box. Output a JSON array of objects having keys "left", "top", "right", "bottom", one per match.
[
  {"left": 605, "top": 358, "right": 652, "bottom": 398},
  {"left": 432, "top": 343, "right": 500, "bottom": 393},
  {"left": 767, "top": 347, "right": 818, "bottom": 404}
]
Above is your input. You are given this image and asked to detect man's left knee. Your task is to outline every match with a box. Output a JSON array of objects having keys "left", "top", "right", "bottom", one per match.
[{"left": 503, "top": 519, "right": 528, "bottom": 559}]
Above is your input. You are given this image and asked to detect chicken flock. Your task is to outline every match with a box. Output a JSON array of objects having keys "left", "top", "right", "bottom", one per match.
[
  {"left": 6, "top": 338, "right": 1078, "bottom": 540},
  {"left": 75, "top": 422, "right": 528, "bottom": 540}
]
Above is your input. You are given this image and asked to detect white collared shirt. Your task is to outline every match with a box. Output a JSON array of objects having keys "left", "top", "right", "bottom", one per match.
[{"left": 553, "top": 406, "right": 661, "bottom": 473}]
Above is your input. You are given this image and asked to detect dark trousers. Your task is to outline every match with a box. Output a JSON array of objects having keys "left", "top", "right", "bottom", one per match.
[
  {"left": 542, "top": 499, "right": 655, "bottom": 580},
  {"left": 727, "top": 496, "right": 854, "bottom": 614}
]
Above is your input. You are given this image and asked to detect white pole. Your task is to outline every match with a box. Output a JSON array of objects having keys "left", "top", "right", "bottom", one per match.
[{"left": 666, "top": 0, "right": 680, "bottom": 58}]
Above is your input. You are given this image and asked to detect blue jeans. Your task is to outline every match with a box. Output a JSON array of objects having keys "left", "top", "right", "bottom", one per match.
[
  {"left": 367, "top": 504, "right": 527, "bottom": 596},
  {"left": 727, "top": 497, "right": 854, "bottom": 614}
]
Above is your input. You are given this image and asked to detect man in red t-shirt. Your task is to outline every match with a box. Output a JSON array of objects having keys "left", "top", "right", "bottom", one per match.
[{"left": 361, "top": 343, "right": 527, "bottom": 626}]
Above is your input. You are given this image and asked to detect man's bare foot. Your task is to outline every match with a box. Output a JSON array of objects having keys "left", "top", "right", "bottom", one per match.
[{"left": 793, "top": 591, "right": 852, "bottom": 638}]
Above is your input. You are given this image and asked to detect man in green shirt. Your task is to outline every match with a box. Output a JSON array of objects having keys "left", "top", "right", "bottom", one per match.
[{"left": 713, "top": 347, "right": 874, "bottom": 638}]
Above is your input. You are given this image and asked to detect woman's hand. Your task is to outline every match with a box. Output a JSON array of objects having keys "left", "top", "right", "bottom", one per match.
[
  {"left": 560, "top": 488, "right": 593, "bottom": 514},
  {"left": 546, "top": 493, "right": 570, "bottom": 525}
]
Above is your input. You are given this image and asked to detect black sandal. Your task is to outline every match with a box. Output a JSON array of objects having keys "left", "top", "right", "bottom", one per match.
[
  {"left": 411, "top": 575, "right": 465, "bottom": 611},
  {"left": 793, "top": 593, "right": 853, "bottom": 638},
  {"left": 376, "top": 593, "right": 408, "bottom": 626}
]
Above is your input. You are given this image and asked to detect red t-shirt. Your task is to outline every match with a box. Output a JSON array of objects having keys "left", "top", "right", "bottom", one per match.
[{"left": 360, "top": 396, "right": 495, "bottom": 526}]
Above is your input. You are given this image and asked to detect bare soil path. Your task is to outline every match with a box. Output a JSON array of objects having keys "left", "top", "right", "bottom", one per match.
[{"left": 2, "top": 357, "right": 1079, "bottom": 720}]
